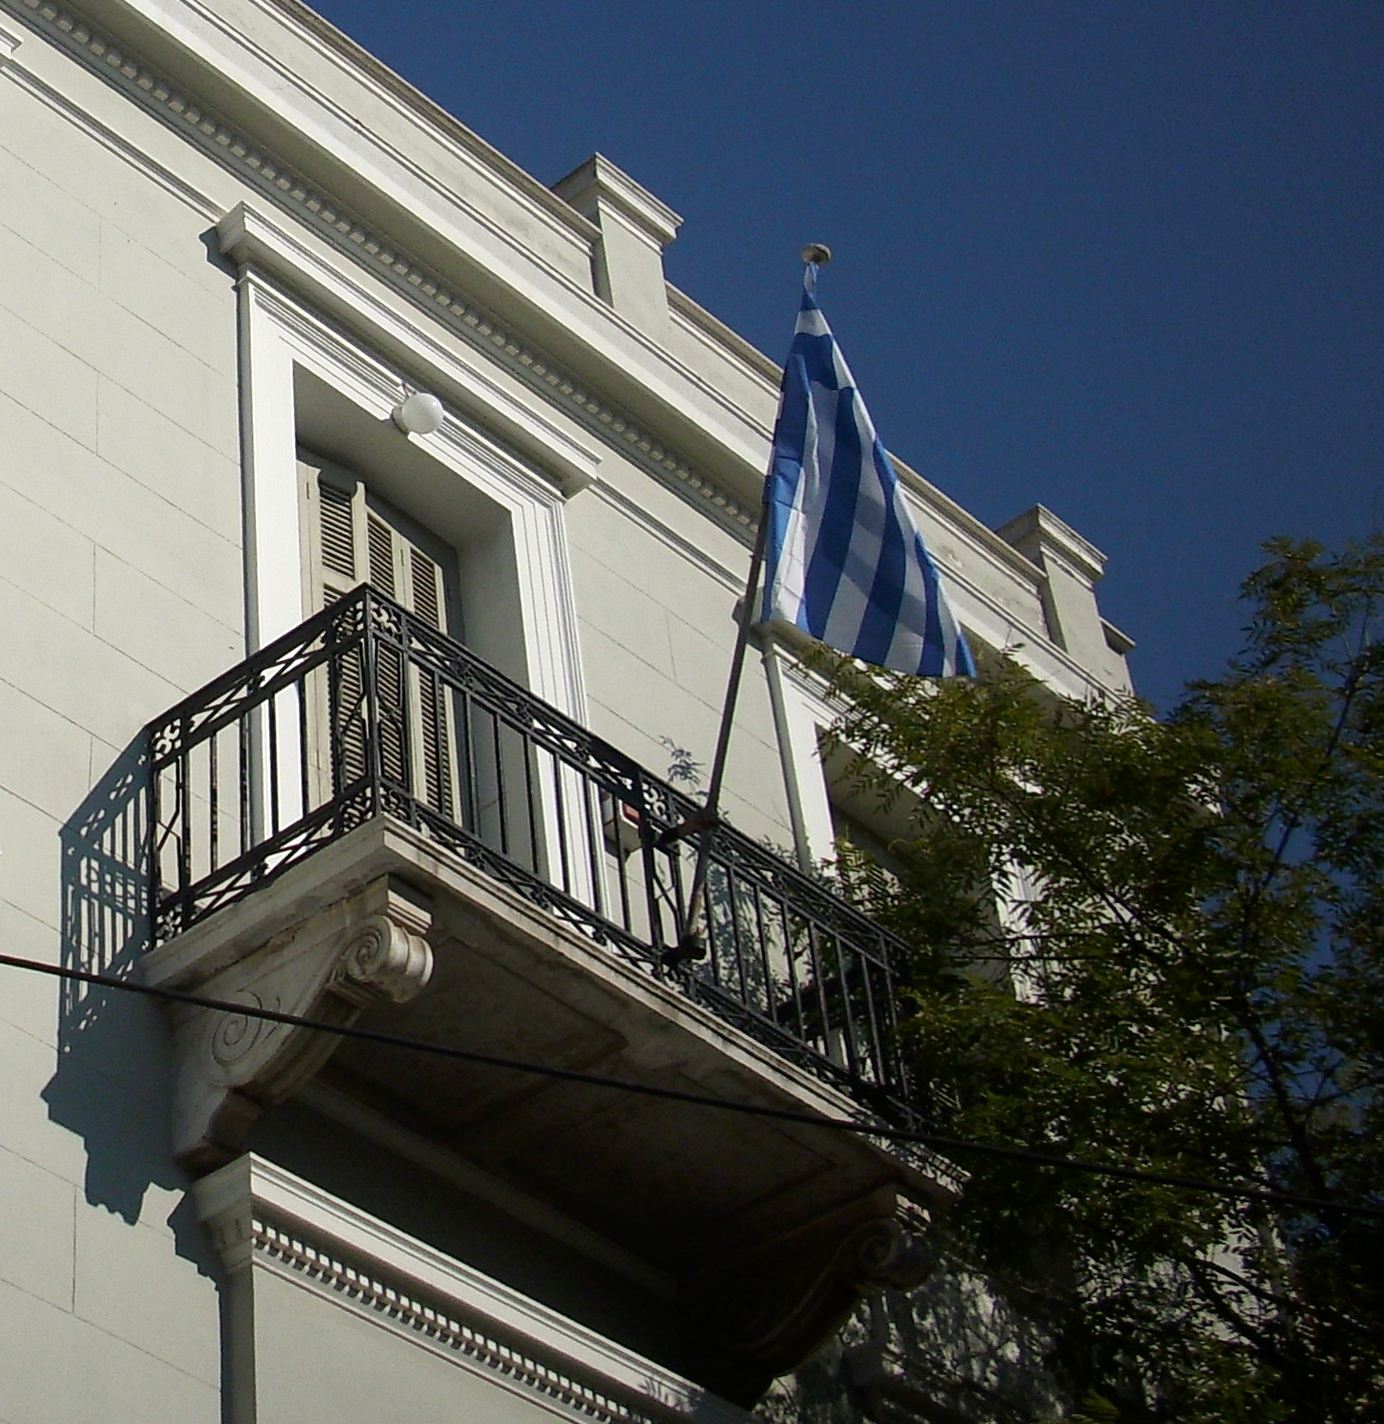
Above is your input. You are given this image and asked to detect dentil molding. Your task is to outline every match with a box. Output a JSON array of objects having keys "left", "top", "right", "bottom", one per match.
[{"left": 194, "top": 1154, "right": 750, "bottom": 1424}]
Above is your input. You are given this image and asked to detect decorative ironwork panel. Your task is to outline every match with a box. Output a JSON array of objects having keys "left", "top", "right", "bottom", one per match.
[{"left": 146, "top": 586, "right": 923, "bottom": 1125}]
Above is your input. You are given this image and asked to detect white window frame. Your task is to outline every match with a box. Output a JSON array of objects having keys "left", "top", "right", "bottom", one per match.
[
  {"left": 224, "top": 202, "right": 599, "bottom": 723},
  {"left": 225, "top": 206, "right": 608, "bottom": 895}
]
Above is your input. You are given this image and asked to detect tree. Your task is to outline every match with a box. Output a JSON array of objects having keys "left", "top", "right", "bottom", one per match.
[{"left": 803, "top": 536, "right": 1384, "bottom": 1423}]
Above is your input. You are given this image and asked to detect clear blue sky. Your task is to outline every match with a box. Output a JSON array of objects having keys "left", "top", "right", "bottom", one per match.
[{"left": 312, "top": 0, "right": 1383, "bottom": 709}]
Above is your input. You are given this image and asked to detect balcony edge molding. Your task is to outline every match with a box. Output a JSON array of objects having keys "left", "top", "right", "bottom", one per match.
[
  {"left": 149, "top": 874, "right": 433, "bottom": 1170},
  {"left": 194, "top": 1153, "right": 751, "bottom": 1424}
]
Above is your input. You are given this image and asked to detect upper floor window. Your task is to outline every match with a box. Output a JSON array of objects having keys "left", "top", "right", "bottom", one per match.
[
  {"left": 297, "top": 448, "right": 467, "bottom": 819},
  {"left": 298, "top": 449, "right": 461, "bottom": 638}
]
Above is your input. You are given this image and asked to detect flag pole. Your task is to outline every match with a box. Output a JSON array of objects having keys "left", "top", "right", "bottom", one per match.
[
  {"left": 657, "top": 502, "right": 769, "bottom": 967},
  {"left": 761, "top": 633, "right": 815, "bottom": 872},
  {"left": 659, "top": 245, "right": 832, "bottom": 969}
]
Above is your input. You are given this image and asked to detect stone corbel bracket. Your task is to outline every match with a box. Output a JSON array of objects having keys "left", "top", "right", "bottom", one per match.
[
  {"left": 143, "top": 877, "right": 433, "bottom": 1172},
  {"left": 689, "top": 1186, "right": 935, "bottom": 1402}
]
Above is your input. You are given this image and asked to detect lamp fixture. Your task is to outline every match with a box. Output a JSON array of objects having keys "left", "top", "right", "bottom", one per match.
[{"left": 391, "top": 390, "right": 444, "bottom": 436}]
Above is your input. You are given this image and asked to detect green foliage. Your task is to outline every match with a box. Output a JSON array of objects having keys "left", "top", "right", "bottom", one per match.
[
  {"left": 819, "top": 536, "right": 1384, "bottom": 1422},
  {"left": 1068, "top": 1397, "right": 1125, "bottom": 1424}
]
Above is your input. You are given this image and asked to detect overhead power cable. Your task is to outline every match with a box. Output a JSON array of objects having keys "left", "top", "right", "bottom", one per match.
[{"left": 2, "top": 949, "right": 1380, "bottom": 1222}]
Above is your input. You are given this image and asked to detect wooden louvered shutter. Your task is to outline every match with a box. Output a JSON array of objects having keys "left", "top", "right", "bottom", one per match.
[
  {"left": 304, "top": 465, "right": 371, "bottom": 796},
  {"left": 405, "top": 544, "right": 451, "bottom": 814},
  {"left": 366, "top": 514, "right": 397, "bottom": 598},
  {"left": 299, "top": 454, "right": 458, "bottom": 819},
  {"left": 408, "top": 546, "right": 443, "bottom": 629},
  {"left": 317, "top": 479, "right": 358, "bottom": 601}
]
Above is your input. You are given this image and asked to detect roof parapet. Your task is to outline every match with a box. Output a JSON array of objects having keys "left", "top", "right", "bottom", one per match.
[
  {"left": 996, "top": 504, "right": 1129, "bottom": 685},
  {"left": 995, "top": 504, "right": 1107, "bottom": 587},
  {"left": 553, "top": 154, "right": 682, "bottom": 340}
]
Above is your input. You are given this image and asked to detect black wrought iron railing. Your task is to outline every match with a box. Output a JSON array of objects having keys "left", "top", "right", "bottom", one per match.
[{"left": 147, "top": 585, "right": 920, "bottom": 1122}]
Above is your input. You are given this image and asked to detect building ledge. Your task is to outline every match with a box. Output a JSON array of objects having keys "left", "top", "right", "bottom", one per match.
[{"left": 196, "top": 1153, "right": 752, "bottom": 1423}]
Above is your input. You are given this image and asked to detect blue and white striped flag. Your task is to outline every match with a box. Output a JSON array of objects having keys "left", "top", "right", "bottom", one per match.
[{"left": 761, "top": 276, "right": 976, "bottom": 678}]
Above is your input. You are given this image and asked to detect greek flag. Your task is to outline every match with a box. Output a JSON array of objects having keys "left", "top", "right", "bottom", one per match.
[{"left": 760, "top": 276, "right": 975, "bottom": 678}]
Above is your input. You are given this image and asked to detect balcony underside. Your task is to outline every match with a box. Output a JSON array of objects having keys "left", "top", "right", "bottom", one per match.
[
  {"left": 146, "top": 811, "right": 955, "bottom": 1234},
  {"left": 143, "top": 814, "right": 958, "bottom": 1398},
  {"left": 138, "top": 589, "right": 958, "bottom": 1399}
]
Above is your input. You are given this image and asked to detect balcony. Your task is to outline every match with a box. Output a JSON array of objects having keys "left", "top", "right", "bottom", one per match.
[{"left": 137, "top": 585, "right": 955, "bottom": 1400}]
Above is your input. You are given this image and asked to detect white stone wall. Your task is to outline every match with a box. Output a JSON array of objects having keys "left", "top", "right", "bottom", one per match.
[
  {"left": 0, "top": 23, "right": 242, "bottom": 1420},
  {"left": 0, "top": 0, "right": 1132, "bottom": 1418},
  {"left": 566, "top": 467, "right": 793, "bottom": 845}
]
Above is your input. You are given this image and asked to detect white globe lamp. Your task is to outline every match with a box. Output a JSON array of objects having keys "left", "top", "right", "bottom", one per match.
[{"left": 391, "top": 390, "right": 444, "bottom": 436}]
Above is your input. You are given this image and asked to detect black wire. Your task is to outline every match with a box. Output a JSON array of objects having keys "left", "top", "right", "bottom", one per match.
[{"left": 4, "top": 949, "right": 1380, "bottom": 1221}]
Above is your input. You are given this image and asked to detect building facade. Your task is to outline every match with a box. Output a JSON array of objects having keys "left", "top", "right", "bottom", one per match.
[{"left": 0, "top": 1, "right": 1132, "bottom": 1419}]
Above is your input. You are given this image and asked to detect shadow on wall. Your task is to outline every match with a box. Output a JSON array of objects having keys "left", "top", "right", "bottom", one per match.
[
  {"left": 41, "top": 734, "right": 215, "bottom": 1275},
  {"left": 763, "top": 1281, "right": 1066, "bottom": 1424}
]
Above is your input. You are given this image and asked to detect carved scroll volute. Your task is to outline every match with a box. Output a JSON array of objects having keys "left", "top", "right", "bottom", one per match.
[
  {"left": 690, "top": 1192, "right": 935, "bottom": 1402},
  {"left": 169, "top": 878, "right": 433, "bottom": 1172}
]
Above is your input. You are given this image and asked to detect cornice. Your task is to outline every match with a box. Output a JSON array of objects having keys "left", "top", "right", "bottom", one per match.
[
  {"left": 166, "top": 0, "right": 602, "bottom": 281},
  {"left": 245, "top": 0, "right": 600, "bottom": 243},
  {"left": 195, "top": 1154, "right": 749, "bottom": 1424},
  {"left": 0, "top": 12, "right": 22, "bottom": 60},
  {"left": 256, "top": 1217, "right": 657, "bottom": 1422},
  {"left": 666, "top": 286, "right": 783, "bottom": 389},
  {"left": 4, "top": 0, "right": 760, "bottom": 534}
]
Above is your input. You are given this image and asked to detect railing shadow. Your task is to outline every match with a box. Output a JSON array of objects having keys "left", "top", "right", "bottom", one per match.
[{"left": 41, "top": 732, "right": 214, "bottom": 1276}]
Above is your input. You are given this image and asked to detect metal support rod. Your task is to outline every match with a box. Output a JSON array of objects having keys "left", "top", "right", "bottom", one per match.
[
  {"left": 762, "top": 635, "right": 814, "bottom": 872},
  {"left": 662, "top": 252, "right": 835, "bottom": 963},
  {"left": 665, "top": 506, "right": 771, "bottom": 964}
]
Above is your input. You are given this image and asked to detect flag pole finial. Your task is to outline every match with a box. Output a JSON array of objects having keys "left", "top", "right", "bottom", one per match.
[{"left": 801, "top": 242, "right": 832, "bottom": 266}]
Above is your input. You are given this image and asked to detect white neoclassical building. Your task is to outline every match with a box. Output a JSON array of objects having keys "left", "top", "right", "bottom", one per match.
[{"left": 0, "top": 2, "right": 1133, "bottom": 1419}]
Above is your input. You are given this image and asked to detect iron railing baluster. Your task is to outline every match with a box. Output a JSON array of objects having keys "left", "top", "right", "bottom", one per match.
[
  {"left": 208, "top": 729, "right": 219, "bottom": 873},
  {"left": 523, "top": 734, "right": 540, "bottom": 876},
  {"left": 238, "top": 715, "right": 250, "bottom": 866},
  {"left": 492, "top": 710, "right": 509, "bottom": 859},
  {"left": 614, "top": 789, "right": 635, "bottom": 935},
  {"left": 141, "top": 583, "right": 920, "bottom": 1126},
  {"left": 547, "top": 745, "right": 572, "bottom": 896},
  {"left": 297, "top": 673, "right": 310, "bottom": 818},
  {"left": 581, "top": 776, "right": 604, "bottom": 919},
  {"left": 266, "top": 690, "right": 280, "bottom": 836},
  {"left": 176, "top": 740, "right": 191, "bottom": 897},
  {"left": 831, "top": 929, "right": 861, "bottom": 1077}
]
